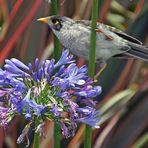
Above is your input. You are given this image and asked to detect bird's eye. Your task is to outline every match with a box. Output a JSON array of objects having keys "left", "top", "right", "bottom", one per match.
[
  {"left": 51, "top": 18, "right": 62, "bottom": 31},
  {"left": 52, "top": 19, "right": 59, "bottom": 25}
]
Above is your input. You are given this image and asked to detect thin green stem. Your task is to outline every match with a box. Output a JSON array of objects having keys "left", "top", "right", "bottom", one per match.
[
  {"left": 88, "top": 0, "right": 99, "bottom": 77},
  {"left": 51, "top": 0, "right": 61, "bottom": 61},
  {"left": 33, "top": 120, "right": 40, "bottom": 148},
  {"left": 51, "top": 1, "right": 61, "bottom": 148},
  {"left": 54, "top": 123, "right": 61, "bottom": 148},
  {"left": 84, "top": 124, "right": 92, "bottom": 148},
  {"left": 84, "top": 0, "right": 99, "bottom": 148}
]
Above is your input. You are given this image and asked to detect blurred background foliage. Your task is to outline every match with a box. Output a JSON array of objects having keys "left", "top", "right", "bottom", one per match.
[{"left": 0, "top": 0, "right": 148, "bottom": 148}]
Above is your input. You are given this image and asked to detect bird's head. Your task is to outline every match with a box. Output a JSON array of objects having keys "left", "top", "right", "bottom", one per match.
[
  {"left": 37, "top": 15, "right": 75, "bottom": 32},
  {"left": 37, "top": 15, "right": 77, "bottom": 47},
  {"left": 37, "top": 16, "right": 62, "bottom": 31}
]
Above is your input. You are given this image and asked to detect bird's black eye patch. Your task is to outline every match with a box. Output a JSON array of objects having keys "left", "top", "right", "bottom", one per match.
[{"left": 51, "top": 18, "right": 62, "bottom": 31}]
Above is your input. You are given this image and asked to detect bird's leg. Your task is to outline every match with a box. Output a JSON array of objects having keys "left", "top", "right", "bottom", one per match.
[{"left": 94, "top": 61, "right": 107, "bottom": 81}]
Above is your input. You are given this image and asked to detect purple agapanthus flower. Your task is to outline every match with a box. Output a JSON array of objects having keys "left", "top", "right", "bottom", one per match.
[
  {"left": 0, "top": 106, "right": 13, "bottom": 127},
  {"left": 0, "top": 49, "right": 101, "bottom": 140},
  {"left": 76, "top": 110, "right": 100, "bottom": 128}
]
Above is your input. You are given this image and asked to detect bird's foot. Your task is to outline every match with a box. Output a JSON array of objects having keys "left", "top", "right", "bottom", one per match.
[{"left": 94, "top": 62, "right": 107, "bottom": 81}]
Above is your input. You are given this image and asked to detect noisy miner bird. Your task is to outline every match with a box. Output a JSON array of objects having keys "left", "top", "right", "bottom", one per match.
[{"left": 37, "top": 16, "right": 148, "bottom": 65}]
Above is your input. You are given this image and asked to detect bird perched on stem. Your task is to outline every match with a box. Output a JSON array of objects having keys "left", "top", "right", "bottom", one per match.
[{"left": 37, "top": 16, "right": 148, "bottom": 65}]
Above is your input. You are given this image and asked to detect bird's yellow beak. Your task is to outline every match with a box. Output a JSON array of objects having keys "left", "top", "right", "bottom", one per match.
[{"left": 37, "top": 16, "right": 52, "bottom": 23}]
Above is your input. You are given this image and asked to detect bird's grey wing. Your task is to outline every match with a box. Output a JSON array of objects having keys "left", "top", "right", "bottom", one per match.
[
  {"left": 76, "top": 20, "right": 142, "bottom": 45},
  {"left": 76, "top": 20, "right": 148, "bottom": 61},
  {"left": 107, "top": 25, "right": 148, "bottom": 61},
  {"left": 103, "top": 25, "right": 143, "bottom": 45},
  {"left": 76, "top": 20, "right": 117, "bottom": 41},
  {"left": 103, "top": 24, "right": 148, "bottom": 61}
]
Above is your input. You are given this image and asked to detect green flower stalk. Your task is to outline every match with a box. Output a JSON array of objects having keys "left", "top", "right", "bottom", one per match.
[{"left": 85, "top": 0, "right": 99, "bottom": 148}]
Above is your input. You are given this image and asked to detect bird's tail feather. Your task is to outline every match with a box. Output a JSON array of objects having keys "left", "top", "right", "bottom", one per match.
[{"left": 125, "top": 43, "right": 148, "bottom": 61}]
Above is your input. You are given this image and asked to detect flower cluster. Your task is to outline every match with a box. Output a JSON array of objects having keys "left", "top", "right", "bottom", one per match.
[{"left": 0, "top": 50, "right": 101, "bottom": 140}]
